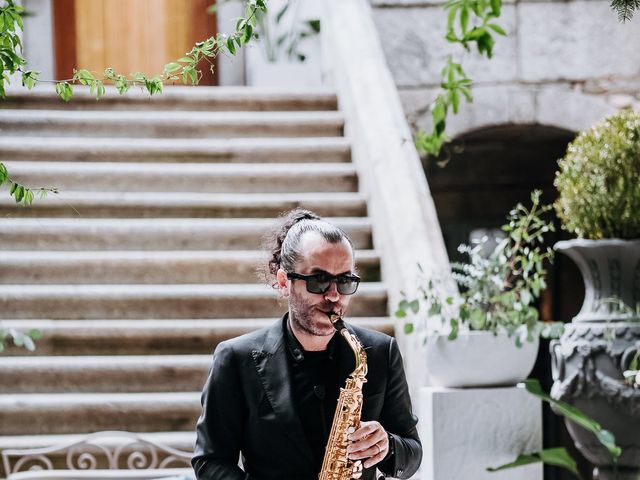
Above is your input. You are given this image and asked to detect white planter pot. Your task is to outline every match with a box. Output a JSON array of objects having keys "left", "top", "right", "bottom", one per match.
[
  {"left": 425, "top": 331, "right": 540, "bottom": 388},
  {"left": 245, "top": 44, "right": 323, "bottom": 88}
]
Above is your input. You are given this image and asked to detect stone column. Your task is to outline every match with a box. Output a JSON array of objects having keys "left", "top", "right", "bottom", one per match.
[
  {"left": 21, "top": 0, "right": 54, "bottom": 80},
  {"left": 216, "top": 0, "right": 246, "bottom": 86},
  {"left": 418, "top": 386, "right": 542, "bottom": 480}
]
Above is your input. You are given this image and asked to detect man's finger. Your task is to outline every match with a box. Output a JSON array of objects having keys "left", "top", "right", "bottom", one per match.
[{"left": 348, "top": 421, "right": 382, "bottom": 441}]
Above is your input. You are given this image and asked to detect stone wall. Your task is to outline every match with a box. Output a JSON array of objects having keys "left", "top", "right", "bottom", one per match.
[{"left": 370, "top": 0, "right": 640, "bottom": 137}]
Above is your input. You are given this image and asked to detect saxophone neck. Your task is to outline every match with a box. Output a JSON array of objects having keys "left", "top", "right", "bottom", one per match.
[{"left": 328, "top": 313, "right": 367, "bottom": 378}]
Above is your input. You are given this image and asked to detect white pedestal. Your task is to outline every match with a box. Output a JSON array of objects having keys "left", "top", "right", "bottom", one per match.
[{"left": 418, "top": 386, "right": 543, "bottom": 480}]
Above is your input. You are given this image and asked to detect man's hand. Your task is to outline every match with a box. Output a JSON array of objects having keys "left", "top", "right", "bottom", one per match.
[{"left": 346, "top": 421, "right": 389, "bottom": 468}]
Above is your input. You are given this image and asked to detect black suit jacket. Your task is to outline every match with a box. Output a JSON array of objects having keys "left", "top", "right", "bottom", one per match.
[{"left": 192, "top": 315, "right": 422, "bottom": 480}]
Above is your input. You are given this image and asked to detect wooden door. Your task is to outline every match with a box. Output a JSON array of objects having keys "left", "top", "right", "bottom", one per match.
[{"left": 53, "top": 0, "right": 217, "bottom": 85}]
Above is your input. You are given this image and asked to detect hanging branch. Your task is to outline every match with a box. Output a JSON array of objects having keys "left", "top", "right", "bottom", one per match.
[{"left": 0, "top": 0, "right": 267, "bottom": 205}]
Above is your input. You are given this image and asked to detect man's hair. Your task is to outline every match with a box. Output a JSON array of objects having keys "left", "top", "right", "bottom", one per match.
[{"left": 265, "top": 208, "right": 354, "bottom": 284}]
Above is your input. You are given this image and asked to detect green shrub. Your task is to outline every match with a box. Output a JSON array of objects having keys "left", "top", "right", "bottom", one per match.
[{"left": 554, "top": 109, "right": 640, "bottom": 239}]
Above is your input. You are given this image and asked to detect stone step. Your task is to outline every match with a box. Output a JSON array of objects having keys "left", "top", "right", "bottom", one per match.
[
  {"left": 0, "top": 136, "right": 351, "bottom": 163},
  {"left": 0, "top": 282, "right": 388, "bottom": 319},
  {"left": 0, "top": 355, "right": 211, "bottom": 393},
  {"left": 0, "top": 392, "right": 201, "bottom": 435},
  {"left": 1, "top": 85, "right": 338, "bottom": 111},
  {"left": 0, "top": 431, "right": 195, "bottom": 478},
  {"left": 0, "top": 191, "right": 366, "bottom": 218},
  {"left": 0, "top": 318, "right": 394, "bottom": 356},
  {"left": 0, "top": 110, "right": 345, "bottom": 138},
  {"left": 3, "top": 161, "right": 357, "bottom": 193},
  {"left": 0, "top": 217, "right": 372, "bottom": 250},
  {"left": 0, "top": 250, "right": 380, "bottom": 284}
]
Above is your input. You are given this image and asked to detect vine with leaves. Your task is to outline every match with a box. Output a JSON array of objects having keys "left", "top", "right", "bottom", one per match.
[
  {"left": 0, "top": 0, "right": 266, "bottom": 353},
  {"left": 0, "top": 0, "right": 266, "bottom": 206},
  {"left": 415, "top": 0, "right": 639, "bottom": 161}
]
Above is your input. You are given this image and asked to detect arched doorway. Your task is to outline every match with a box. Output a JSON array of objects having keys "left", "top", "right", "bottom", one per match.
[{"left": 424, "top": 123, "right": 589, "bottom": 480}]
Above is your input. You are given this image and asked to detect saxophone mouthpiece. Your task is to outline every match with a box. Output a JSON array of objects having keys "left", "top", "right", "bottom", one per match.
[{"left": 328, "top": 311, "right": 346, "bottom": 331}]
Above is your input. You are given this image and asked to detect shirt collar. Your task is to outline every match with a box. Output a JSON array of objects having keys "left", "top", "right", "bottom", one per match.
[{"left": 284, "top": 312, "right": 339, "bottom": 363}]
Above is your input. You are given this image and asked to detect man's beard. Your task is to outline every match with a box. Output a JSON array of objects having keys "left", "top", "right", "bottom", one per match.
[{"left": 289, "top": 296, "right": 338, "bottom": 337}]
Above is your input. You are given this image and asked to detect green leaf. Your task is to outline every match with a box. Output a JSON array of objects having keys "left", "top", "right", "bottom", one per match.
[
  {"left": 427, "top": 302, "right": 442, "bottom": 317},
  {"left": 465, "top": 26, "right": 487, "bottom": 41},
  {"left": 490, "top": 0, "right": 502, "bottom": 16},
  {"left": 227, "top": 37, "right": 236, "bottom": 55},
  {"left": 395, "top": 308, "right": 407, "bottom": 318},
  {"left": 446, "top": 6, "right": 458, "bottom": 32},
  {"left": 470, "top": 308, "right": 486, "bottom": 329},
  {"left": 0, "top": 162, "right": 8, "bottom": 184},
  {"left": 487, "top": 23, "right": 507, "bottom": 36},
  {"left": 409, "top": 299, "right": 420, "bottom": 314},
  {"left": 28, "top": 329, "right": 43, "bottom": 340},
  {"left": 164, "top": 62, "right": 181, "bottom": 73},
  {"left": 55, "top": 81, "right": 73, "bottom": 102},
  {"left": 448, "top": 318, "right": 459, "bottom": 340},
  {"left": 450, "top": 89, "right": 460, "bottom": 114},
  {"left": 431, "top": 96, "right": 447, "bottom": 125},
  {"left": 307, "top": 19, "right": 321, "bottom": 33},
  {"left": 460, "top": 7, "right": 469, "bottom": 33},
  {"left": 404, "top": 323, "right": 414, "bottom": 334},
  {"left": 477, "top": 32, "right": 496, "bottom": 58},
  {"left": 487, "top": 448, "right": 580, "bottom": 478},
  {"left": 115, "top": 77, "right": 130, "bottom": 95},
  {"left": 243, "top": 23, "right": 254, "bottom": 43},
  {"left": 72, "top": 68, "right": 95, "bottom": 86},
  {"left": 445, "top": 31, "right": 459, "bottom": 43},
  {"left": 21, "top": 69, "right": 39, "bottom": 89},
  {"left": 522, "top": 379, "right": 622, "bottom": 461},
  {"left": 23, "top": 188, "right": 33, "bottom": 205},
  {"left": 14, "top": 184, "right": 24, "bottom": 202}
]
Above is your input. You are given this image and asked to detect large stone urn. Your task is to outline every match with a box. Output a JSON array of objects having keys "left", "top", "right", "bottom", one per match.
[{"left": 551, "top": 239, "right": 640, "bottom": 480}]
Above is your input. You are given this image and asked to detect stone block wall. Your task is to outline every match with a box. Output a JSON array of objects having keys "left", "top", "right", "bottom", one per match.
[{"left": 370, "top": 0, "right": 640, "bottom": 137}]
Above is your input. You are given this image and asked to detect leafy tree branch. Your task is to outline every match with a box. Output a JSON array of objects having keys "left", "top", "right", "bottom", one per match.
[
  {"left": 414, "top": 0, "right": 506, "bottom": 161},
  {"left": 415, "top": 0, "right": 638, "bottom": 161},
  {"left": 0, "top": 0, "right": 267, "bottom": 206}
]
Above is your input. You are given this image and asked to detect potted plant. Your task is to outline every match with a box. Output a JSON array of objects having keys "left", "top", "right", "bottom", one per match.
[
  {"left": 396, "top": 190, "right": 560, "bottom": 387},
  {"left": 550, "top": 108, "right": 640, "bottom": 480}
]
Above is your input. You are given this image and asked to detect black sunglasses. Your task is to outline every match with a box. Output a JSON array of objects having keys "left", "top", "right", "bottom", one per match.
[{"left": 286, "top": 272, "right": 361, "bottom": 295}]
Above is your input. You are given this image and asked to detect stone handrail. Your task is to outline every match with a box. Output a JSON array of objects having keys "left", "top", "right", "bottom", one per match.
[{"left": 321, "top": 0, "right": 455, "bottom": 386}]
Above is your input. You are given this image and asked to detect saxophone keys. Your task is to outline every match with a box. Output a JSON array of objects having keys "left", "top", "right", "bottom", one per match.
[{"left": 352, "top": 460, "right": 363, "bottom": 479}]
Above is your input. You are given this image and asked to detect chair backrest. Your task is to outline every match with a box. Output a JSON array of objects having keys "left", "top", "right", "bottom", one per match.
[{"left": 1, "top": 431, "right": 193, "bottom": 480}]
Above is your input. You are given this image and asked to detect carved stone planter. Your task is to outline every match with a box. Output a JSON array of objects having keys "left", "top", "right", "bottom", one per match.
[{"left": 551, "top": 239, "right": 640, "bottom": 480}]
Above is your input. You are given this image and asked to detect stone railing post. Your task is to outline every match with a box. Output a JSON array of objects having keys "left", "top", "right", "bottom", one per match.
[{"left": 321, "top": 0, "right": 455, "bottom": 390}]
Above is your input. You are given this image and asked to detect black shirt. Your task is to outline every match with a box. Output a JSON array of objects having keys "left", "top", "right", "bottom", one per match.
[{"left": 284, "top": 321, "right": 342, "bottom": 472}]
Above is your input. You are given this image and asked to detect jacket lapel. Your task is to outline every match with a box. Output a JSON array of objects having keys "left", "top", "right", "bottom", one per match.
[{"left": 251, "top": 316, "right": 315, "bottom": 464}]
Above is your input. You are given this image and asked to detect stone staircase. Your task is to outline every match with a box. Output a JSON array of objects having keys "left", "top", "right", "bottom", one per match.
[{"left": 0, "top": 86, "right": 391, "bottom": 475}]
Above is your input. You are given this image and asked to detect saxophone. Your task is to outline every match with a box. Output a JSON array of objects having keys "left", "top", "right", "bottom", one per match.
[{"left": 319, "top": 312, "right": 368, "bottom": 480}]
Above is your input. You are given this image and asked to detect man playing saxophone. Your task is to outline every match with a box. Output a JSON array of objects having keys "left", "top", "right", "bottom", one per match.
[{"left": 192, "top": 208, "right": 422, "bottom": 480}]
